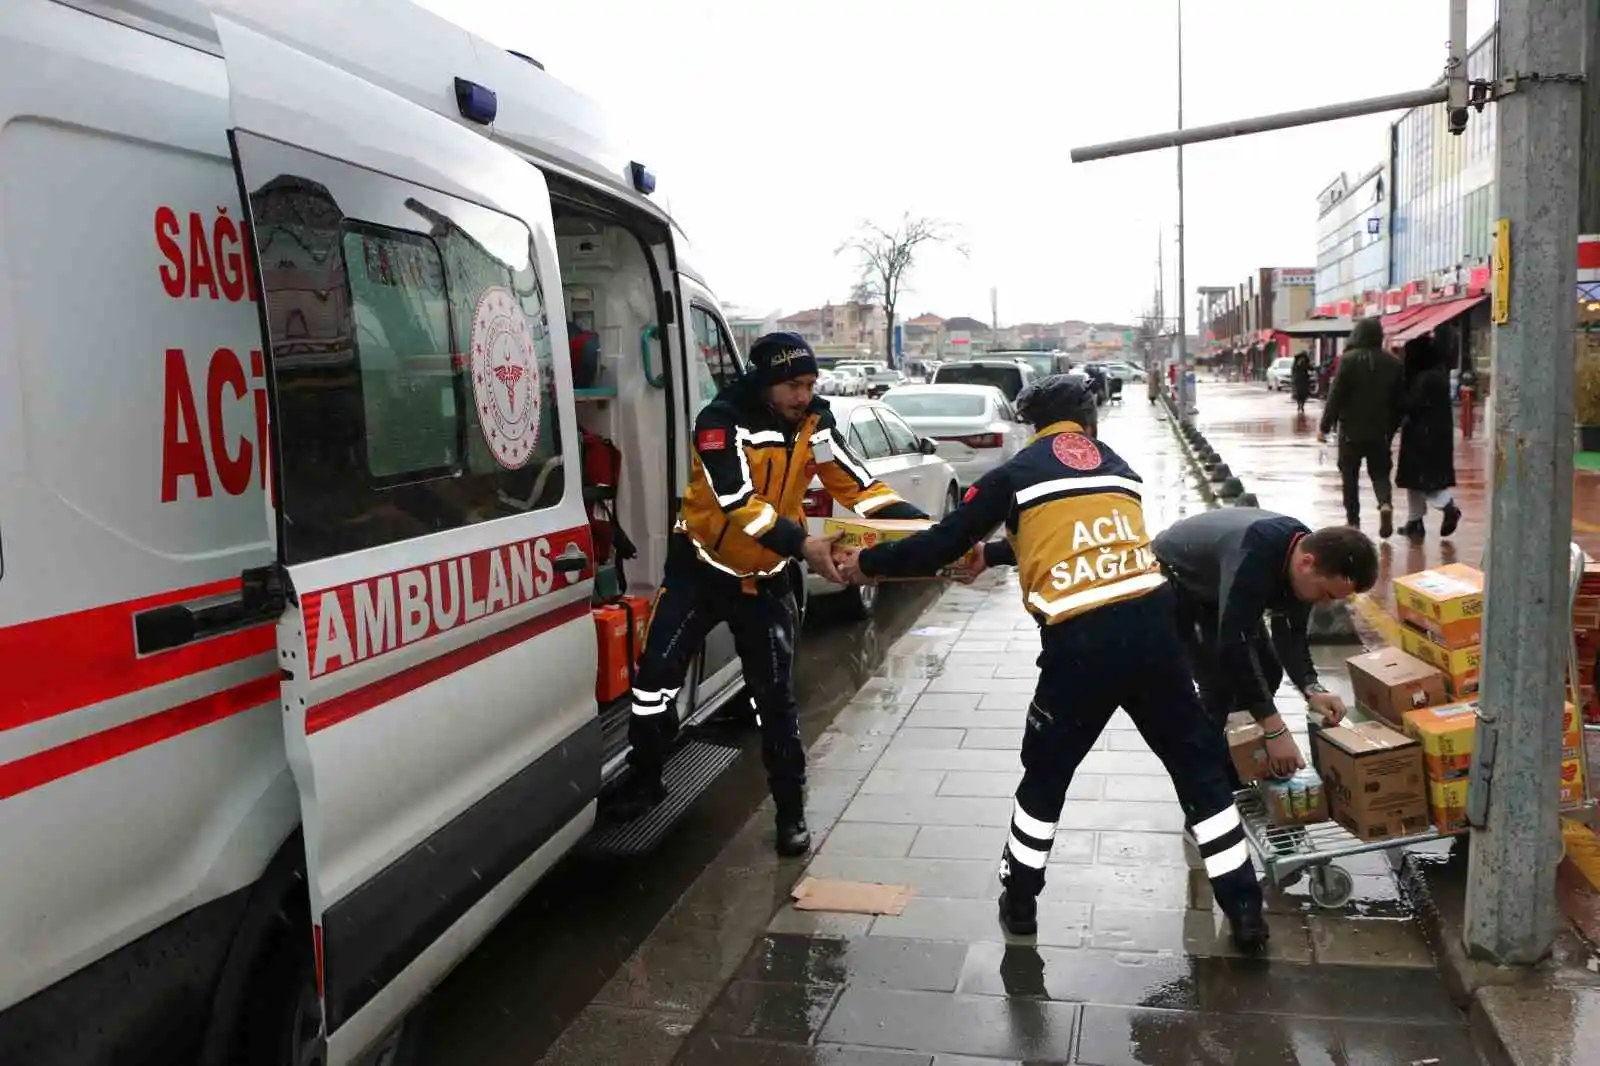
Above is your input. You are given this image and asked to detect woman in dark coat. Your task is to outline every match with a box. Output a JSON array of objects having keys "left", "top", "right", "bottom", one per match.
[
  {"left": 1290, "top": 350, "right": 1313, "bottom": 414},
  {"left": 1396, "top": 335, "right": 1463, "bottom": 539}
]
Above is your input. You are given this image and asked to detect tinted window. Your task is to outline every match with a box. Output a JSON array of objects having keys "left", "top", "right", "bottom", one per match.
[
  {"left": 849, "top": 409, "right": 893, "bottom": 460},
  {"left": 935, "top": 364, "right": 1024, "bottom": 399},
  {"left": 877, "top": 408, "right": 922, "bottom": 454},
  {"left": 239, "top": 138, "right": 566, "bottom": 566},
  {"left": 691, "top": 305, "right": 742, "bottom": 411},
  {"left": 884, "top": 392, "right": 988, "bottom": 418}
]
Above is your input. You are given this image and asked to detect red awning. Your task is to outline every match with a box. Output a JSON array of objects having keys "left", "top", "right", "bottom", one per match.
[
  {"left": 1390, "top": 295, "right": 1487, "bottom": 347},
  {"left": 1380, "top": 303, "right": 1433, "bottom": 338}
]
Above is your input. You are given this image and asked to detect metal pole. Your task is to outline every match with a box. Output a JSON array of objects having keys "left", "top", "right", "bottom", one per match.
[
  {"left": 1071, "top": 85, "right": 1449, "bottom": 162},
  {"left": 1464, "top": 0, "right": 1586, "bottom": 965},
  {"left": 1176, "top": 0, "right": 1192, "bottom": 418}
]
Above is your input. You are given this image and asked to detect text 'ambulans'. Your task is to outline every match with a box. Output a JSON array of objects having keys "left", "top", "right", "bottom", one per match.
[{"left": 306, "top": 528, "right": 591, "bottom": 678}]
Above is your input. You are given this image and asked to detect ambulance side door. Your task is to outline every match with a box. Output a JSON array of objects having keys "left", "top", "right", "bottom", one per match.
[
  {"left": 678, "top": 280, "right": 745, "bottom": 710},
  {"left": 216, "top": 15, "right": 598, "bottom": 1055}
]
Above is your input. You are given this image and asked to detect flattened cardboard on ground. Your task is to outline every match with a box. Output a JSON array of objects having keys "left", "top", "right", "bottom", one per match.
[
  {"left": 1346, "top": 647, "right": 1447, "bottom": 728},
  {"left": 790, "top": 876, "right": 914, "bottom": 916}
]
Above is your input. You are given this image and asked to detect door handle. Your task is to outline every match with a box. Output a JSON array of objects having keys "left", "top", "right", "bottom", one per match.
[{"left": 554, "top": 551, "right": 589, "bottom": 575}]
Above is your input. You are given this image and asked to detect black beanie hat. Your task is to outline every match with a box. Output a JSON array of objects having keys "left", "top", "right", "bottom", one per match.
[{"left": 749, "top": 332, "right": 819, "bottom": 386}]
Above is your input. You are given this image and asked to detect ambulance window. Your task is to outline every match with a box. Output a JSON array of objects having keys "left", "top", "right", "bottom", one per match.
[
  {"left": 341, "top": 226, "right": 460, "bottom": 482},
  {"left": 849, "top": 408, "right": 893, "bottom": 461},
  {"left": 690, "top": 305, "right": 741, "bottom": 411}
]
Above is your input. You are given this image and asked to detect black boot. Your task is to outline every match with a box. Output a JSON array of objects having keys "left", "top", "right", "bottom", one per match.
[
  {"left": 611, "top": 771, "right": 666, "bottom": 822},
  {"left": 997, "top": 889, "right": 1038, "bottom": 936},
  {"left": 1399, "top": 518, "right": 1425, "bottom": 541},
  {"left": 775, "top": 806, "right": 811, "bottom": 857},
  {"left": 1224, "top": 895, "right": 1270, "bottom": 953},
  {"left": 1378, "top": 506, "right": 1394, "bottom": 540},
  {"left": 1440, "top": 502, "right": 1462, "bottom": 538}
]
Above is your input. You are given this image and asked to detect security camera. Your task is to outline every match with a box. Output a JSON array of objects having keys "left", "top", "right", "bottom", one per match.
[{"left": 1448, "top": 107, "right": 1470, "bottom": 136}]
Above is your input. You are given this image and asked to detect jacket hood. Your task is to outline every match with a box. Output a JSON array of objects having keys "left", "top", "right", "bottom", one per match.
[{"left": 1348, "top": 317, "right": 1385, "bottom": 349}]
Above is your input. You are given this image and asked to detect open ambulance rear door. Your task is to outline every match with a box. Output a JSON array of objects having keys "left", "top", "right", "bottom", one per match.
[{"left": 215, "top": 12, "right": 599, "bottom": 1061}]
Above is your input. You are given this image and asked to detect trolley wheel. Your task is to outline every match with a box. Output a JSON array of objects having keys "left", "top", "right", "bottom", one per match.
[{"left": 1308, "top": 864, "right": 1354, "bottom": 909}]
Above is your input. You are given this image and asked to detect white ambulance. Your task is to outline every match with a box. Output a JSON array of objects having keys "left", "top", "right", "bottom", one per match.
[{"left": 0, "top": 2, "right": 770, "bottom": 1063}]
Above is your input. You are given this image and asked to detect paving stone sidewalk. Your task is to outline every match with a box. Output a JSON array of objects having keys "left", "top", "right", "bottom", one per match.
[{"left": 538, "top": 399, "right": 1483, "bottom": 1066}]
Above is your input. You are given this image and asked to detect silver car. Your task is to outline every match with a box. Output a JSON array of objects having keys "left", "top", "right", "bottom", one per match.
[{"left": 881, "top": 384, "right": 1032, "bottom": 487}]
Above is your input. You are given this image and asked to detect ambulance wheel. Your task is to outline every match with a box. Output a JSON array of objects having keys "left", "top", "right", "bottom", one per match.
[
  {"left": 232, "top": 906, "right": 327, "bottom": 1066},
  {"left": 1308, "top": 864, "right": 1354, "bottom": 909}
]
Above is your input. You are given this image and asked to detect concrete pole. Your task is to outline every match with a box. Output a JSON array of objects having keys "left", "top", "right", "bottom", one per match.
[{"left": 1463, "top": 0, "right": 1586, "bottom": 964}]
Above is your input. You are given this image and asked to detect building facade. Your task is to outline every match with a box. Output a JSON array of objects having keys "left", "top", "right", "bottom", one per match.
[
  {"left": 776, "top": 301, "right": 888, "bottom": 356},
  {"left": 1314, "top": 162, "right": 1390, "bottom": 308}
]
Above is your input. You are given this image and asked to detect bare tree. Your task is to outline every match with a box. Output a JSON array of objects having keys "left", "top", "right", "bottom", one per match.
[{"left": 838, "top": 214, "right": 963, "bottom": 367}]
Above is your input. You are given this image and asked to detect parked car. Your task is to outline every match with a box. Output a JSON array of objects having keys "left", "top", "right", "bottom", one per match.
[
  {"left": 1266, "top": 355, "right": 1295, "bottom": 391},
  {"left": 801, "top": 397, "right": 961, "bottom": 619},
  {"left": 864, "top": 367, "right": 906, "bottom": 397},
  {"left": 881, "top": 384, "right": 1031, "bottom": 487},
  {"left": 833, "top": 365, "right": 871, "bottom": 396},
  {"left": 930, "top": 359, "right": 1038, "bottom": 402}
]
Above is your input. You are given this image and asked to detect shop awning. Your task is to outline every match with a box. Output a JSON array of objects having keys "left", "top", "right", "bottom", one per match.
[
  {"left": 1380, "top": 303, "right": 1433, "bottom": 337},
  {"left": 1390, "top": 295, "right": 1487, "bottom": 347},
  {"left": 1280, "top": 317, "right": 1354, "bottom": 337}
]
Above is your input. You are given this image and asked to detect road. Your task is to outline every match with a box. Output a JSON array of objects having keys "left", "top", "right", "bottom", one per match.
[{"left": 410, "top": 582, "right": 945, "bottom": 1066}]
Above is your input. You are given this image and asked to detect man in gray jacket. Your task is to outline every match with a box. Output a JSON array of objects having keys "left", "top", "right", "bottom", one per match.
[{"left": 1317, "top": 317, "right": 1405, "bottom": 537}]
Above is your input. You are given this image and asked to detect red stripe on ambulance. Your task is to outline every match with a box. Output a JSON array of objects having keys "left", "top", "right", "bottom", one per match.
[{"left": 303, "top": 526, "right": 593, "bottom": 679}]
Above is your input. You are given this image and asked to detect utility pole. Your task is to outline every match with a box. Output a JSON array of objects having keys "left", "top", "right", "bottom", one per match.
[
  {"left": 1175, "top": 0, "right": 1192, "bottom": 418},
  {"left": 1463, "top": 0, "right": 1586, "bottom": 964}
]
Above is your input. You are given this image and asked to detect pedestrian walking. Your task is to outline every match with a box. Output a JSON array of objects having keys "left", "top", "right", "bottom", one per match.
[
  {"left": 1317, "top": 317, "right": 1405, "bottom": 537},
  {"left": 1396, "top": 335, "right": 1463, "bottom": 540},
  {"left": 834, "top": 376, "right": 1269, "bottom": 951},
  {"left": 1291, "top": 350, "right": 1313, "bottom": 415},
  {"left": 615, "top": 332, "right": 927, "bottom": 856},
  {"left": 1151, "top": 509, "right": 1378, "bottom": 782}
]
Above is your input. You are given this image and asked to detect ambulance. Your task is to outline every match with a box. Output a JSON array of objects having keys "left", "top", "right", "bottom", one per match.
[{"left": 0, "top": 2, "right": 771, "bottom": 1063}]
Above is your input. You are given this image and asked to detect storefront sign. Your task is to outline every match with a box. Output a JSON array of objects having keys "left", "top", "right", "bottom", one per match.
[
  {"left": 1367, "top": 217, "right": 1382, "bottom": 235},
  {"left": 1274, "top": 268, "right": 1316, "bottom": 289},
  {"left": 1492, "top": 219, "right": 1511, "bottom": 325},
  {"left": 1384, "top": 289, "right": 1405, "bottom": 314}
]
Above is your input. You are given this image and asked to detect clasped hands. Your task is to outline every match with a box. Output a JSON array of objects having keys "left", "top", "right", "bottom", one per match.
[{"left": 802, "top": 533, "right": 986, "bottom": 587}]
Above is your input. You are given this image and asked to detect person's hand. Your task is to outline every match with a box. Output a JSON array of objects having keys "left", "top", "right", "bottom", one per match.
[
  {"left": 1263, "top": 723, "right": 1306, "bottom": 779},
  {"left": 954, "top": 547, "right": 988, "bottom": 585},
  {"left": 833, "top": 546, "right": 872, "bottom": 585},
  {"left": 802, "top": 534, "right": 844, "bottom": 584},
  {"left": 1316, "top": 431, "right": 1328, "bottom": 443},
  {"left": 1306, "top": 691, "right": 1347, "bottom": 726}
]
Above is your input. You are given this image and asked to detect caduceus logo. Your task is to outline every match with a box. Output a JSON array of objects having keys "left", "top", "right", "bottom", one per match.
[{"left": 469, "top": 285, "right": 542, "bottom": 470}]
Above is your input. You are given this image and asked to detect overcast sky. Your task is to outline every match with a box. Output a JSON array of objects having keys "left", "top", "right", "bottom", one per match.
[{"left": 418, "top": 0, "right": 1496, "bottom": 325}]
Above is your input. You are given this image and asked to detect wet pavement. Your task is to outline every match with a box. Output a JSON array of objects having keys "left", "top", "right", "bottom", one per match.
[
  {"left": 529, "top": 398, "right": 1481, "bottom": 1066},
  {"left": 412, "top": 580, "right": 946, "bottom": 1064}
]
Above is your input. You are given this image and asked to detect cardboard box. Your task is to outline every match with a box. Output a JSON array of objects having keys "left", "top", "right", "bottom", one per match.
[
  {"left": 1398, "top": 624, "right": 1481, "bottom": 698},
  {"left": 1314, "top": 722, "right": 1430, "bottom": 840},
  {"left": 1346, "top": 647, "right": 1447, "bottom": 728},
  {"left": 1403, "top": 702, "right": 1479, "bottom": 780},
  {"left": 1426, "top": 777, "right": 1472, "bottom": 833},
  {"left": 1392, "top": 565, "right": 1484, "bottom": 649},
  {"left": 1225, "top": 712, "right": 1268, "bottom": 784},
  {"left": 593, "top": 605, "right": 633, "bottom": 703},
  {"left": 1561, "top": 754, "right": 1588, "bottom": 807},
  {"left": 822, "top": 518, "right": 977, "bottom": 580},
  {"left": 1564, "top": 701, "right": 1583, "bottom": 759}
]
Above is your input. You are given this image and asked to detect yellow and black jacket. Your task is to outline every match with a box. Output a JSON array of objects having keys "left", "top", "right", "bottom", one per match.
[
  {"left": 858, "top": 420, "right": 1165, "bottom": 625},
  {"left": 678, "top": 382, "right": 924, "bottom": 582}
]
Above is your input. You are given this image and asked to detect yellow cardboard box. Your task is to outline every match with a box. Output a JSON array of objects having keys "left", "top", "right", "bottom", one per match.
[
  {"left": 1403, "top": 702, "right": 1478, "bottom": 780},
  {"left": 1426, "top": 777, "right": 1471, "bottom": 833},
  {"left": 1564, "top": 701, "right": 1583, "bottom": 759},
  {"left": 1561, "top": 753, "right": 1588, "bottom": 807},
  {"left": 1398, "top": 624, "right": 1480, "bottom": 698},
  {"left": 1392, "top": 565, "right": 1484, "bottom": 650},
  {"left": 822, "top": 518, "right": 977, "bottom": 580}
]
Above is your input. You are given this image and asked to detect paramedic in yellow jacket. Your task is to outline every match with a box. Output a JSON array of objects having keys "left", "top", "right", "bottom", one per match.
[
  {"left": 617, "top": 332, "right": 927, "bottom": 856},
  {"left": 836, "top": 375, "right": 1268, "bottom": 950}
]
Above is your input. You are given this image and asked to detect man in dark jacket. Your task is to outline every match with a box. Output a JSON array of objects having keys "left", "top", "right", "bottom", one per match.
[
  {"left": 1318, "top": 318, "right": 1405, "bottom": 537},
  {"left": 1152, "top": 510, "right": 1379, "bottom": 780}
]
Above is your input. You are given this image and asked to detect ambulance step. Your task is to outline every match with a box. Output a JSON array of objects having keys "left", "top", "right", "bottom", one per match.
[{"left": 586, "top": 740, "right": 743, "bottom": 857}]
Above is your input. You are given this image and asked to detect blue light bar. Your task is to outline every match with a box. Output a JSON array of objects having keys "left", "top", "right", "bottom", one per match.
[
  {"left": 454, "top": 77, "right": 497, "bottom": 125},
  {"left": 629, "top": 161, "right": 656, "bottom": 196}
]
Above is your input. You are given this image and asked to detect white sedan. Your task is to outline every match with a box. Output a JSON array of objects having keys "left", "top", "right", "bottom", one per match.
[
  {"left": 1266, "top": 356, "right": 1295, "bottom": 391},
  {"left": 879, "top": 383, "right": 1032, "bottom": 487},
  {"left": 802, "top": 397, "right": 962, "bottom": 619}
]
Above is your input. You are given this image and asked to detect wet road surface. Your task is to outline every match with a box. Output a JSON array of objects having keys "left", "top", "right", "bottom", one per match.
[{"left": 412, "top": 582, "right": 945, "bottom": 1065}]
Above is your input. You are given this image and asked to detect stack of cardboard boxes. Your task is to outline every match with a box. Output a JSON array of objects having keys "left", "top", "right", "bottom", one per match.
[
  {"left": 1392, "top": 564, "right": 1483, "bottom": 700},
  {"left": 1573, "top": 557, "right": 1600, "bottom": 726},
  {"left": 1403, "top": 703, "right": 1478, "bottom": 833}
]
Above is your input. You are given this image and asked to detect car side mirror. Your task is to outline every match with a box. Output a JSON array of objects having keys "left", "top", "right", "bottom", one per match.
[{"left": 918, "top": 437, "right": 940, "bottom": 455}]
